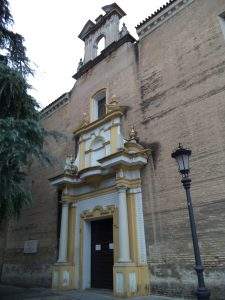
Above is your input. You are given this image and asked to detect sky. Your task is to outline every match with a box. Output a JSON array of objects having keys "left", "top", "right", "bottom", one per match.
[{"left": 10, "top": 0, "right": 169, "bottom": 108}]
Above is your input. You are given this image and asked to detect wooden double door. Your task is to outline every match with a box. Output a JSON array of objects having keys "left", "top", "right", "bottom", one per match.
[{"left": 91, "top": 218, "right": 113, "bottom": 289}]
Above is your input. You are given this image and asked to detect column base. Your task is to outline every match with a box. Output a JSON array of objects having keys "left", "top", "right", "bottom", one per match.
[
  {"left": 113, "top": 263, "right": 150, "bottom": 297},
  {"left": 52, "top": 263, "right": 76, "bottom": 290}
]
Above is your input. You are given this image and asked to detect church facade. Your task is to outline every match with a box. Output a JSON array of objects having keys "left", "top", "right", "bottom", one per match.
[{"left": 1, "top": 1, "right": 225, "bottom": 299}]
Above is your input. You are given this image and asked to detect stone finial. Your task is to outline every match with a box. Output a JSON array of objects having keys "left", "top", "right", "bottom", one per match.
[
  {"left": 120, "top": 23, "right": 129, "bottom": 37},
  {"left": 64, "top": 155, "right": 78, "bottom": 175},
  {"left": 106, "top": 94, "right": 120, "bottom": 113},
  {"left": 80, "top": 112, "right": 89, "bottom": 127},
  {"left": 77, "top": 58, "right": 83, "bottom": 71},
  {"left": 128, "top": 125, "right": 138, "bottom": 142},
  {"left": 109, "top": 94, "right": 119, "bottom": 106}
]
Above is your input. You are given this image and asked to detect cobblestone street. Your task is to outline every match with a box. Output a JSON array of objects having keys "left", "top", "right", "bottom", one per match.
[{"left": 0, "top": 285, "right": 186, "bottom": 300}]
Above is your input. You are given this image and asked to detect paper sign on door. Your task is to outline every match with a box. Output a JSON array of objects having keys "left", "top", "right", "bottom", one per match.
[
  {"left": 109, "top": 243, "right": 114, "bottom": 249},
  {"left": 95, "top": 244, "right": 101, "bottom": 251}
]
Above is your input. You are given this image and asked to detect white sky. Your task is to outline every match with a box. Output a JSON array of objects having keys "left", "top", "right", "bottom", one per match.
[{"left": 10, "top": 0, "right": 168, "bottom": 108}]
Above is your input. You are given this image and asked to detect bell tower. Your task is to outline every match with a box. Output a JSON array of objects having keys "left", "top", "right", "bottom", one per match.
[{"left": 78, "top": 3, "right": 126, "bottom": 64}]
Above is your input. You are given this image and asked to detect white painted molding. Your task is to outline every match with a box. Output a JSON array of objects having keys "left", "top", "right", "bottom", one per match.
[
  {"left": 62, "top": 271, "right": 70, "bottom": 287},
  {"left": 57, "top": 202, "right": 69, "bottom": 263},
  {"left": 100, "top": 154, "right": 147, "bottom": 169},
  {"left": 135, "top": 192, "right": 147, "bottom": 264},
  {"left": 50, "top": 176, "right": 81, "bottom": 187},
  {"left": 117, "top": 187, "right": 131, "bottom": 263},
  {"left": 128, "top": 187, "right": 142, "bottom": 194},
  {"left": 116, "top": 272, "right": 124, "bottom": 294},
  {"left": 129, "top": 272, "right": 137, "bottom": 293}
]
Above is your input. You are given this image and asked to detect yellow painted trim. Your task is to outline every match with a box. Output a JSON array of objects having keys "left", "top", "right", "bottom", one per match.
[
  {"left": 127, "top": 193, "right": 139, "bottom": 264},
  {"left": 74, "top": 110, "right": 125, "bottom": 136},
  {"left": 80, "top": 204, "right": 116, "bottom": 220},
  {"left": 110, "top": 124, "right": 118, "bottom": 153},
  {"left": 79, "top": 141, "right": 85, "bottom": 170},
  {"left": 68, "top": 204, "right": 76, "bottom": 264}
]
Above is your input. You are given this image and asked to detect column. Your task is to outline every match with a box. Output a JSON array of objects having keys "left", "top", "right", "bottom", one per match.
[
  {"left": 132, "top": 188, "right": 147, "bottom": 264},
  {"left": 57, "top": 201, "right": 69, "bottom": 263},
  {"left": 117, "top": 186, "right": 131, "bottom": 262}
]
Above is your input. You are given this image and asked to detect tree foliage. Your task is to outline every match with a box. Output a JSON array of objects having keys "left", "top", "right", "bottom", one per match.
[
  {"left": 0, "top": 1, "right": 52, "bottom": 220},
  {"left": 0, "top": 0, "right": 32, "bottom": 75}
]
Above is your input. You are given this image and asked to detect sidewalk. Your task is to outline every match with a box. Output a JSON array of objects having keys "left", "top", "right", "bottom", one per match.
[{"left": 0, "top": 285, "right": 186, "bottom": 300}]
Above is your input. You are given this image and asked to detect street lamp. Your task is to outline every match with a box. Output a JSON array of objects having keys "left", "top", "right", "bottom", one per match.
[{"left": 171, "top": 144, "right": 210, "bottom": 300}]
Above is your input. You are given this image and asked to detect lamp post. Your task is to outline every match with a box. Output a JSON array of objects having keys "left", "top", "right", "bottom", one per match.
[{"left": 171, "top": 144, "right": 210, "bottom": 300}]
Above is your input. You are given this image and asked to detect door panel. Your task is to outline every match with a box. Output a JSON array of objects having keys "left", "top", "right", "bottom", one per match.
[{"left": 91, "top": 218, "right": 113, "bottom": 289}]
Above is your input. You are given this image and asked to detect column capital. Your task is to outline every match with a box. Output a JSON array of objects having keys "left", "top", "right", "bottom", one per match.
[
  {"left": 127, "top": 187, "right": 142, "bottom": 194},
  {"left": 61, "top": 200, "right": 69, "bottom": 207},
  {"left": 116, "top": 185, "right": 127, "bottom": 193},
  {"left": 61, "top": 194, "right": 73, "bottom": 202}
]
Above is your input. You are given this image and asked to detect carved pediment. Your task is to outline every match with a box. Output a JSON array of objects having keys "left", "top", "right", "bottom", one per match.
[
  {"left": 80, "top": 205, "right": 116, "bottom": 219},
  {"left": 78, "top": 20, "right": 95, "bottom": 41},
  {"left": 102, "top": 3, "right": 126, "bottom": 18}
]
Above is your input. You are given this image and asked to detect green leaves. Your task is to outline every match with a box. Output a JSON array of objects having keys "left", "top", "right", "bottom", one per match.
[
  {"left": 0, "top": 0, "right": 13, "bottom": 27},
  {"left": 0, "top": 28, "right": 32, "bottom": 75},
  {"left": 0, "top": 114, "right": 49, "bottom": 220},
  {"left": 0, "top": 63, "right": 38, "bottom": 118},
  {"left": 0, "top": 0, "right": 32, "bottom": 75},
  {"left": 0, "top": 2, "right": 58, "bottom": 221},
  {"left": 0, "top": 63, "right": 61, "bottom": 221}
]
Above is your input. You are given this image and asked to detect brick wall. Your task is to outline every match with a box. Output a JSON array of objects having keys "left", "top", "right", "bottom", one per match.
[{"left": 137, "top": 0, "right": 225, "bottom": 298}]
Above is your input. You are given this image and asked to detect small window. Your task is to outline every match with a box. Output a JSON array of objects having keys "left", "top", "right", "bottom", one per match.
[
  {"left": 98, "top": 97, "right": 106, "bottom": 119},
  {"left": 91, "top": 90, "right": 106, "bottom": 121}
]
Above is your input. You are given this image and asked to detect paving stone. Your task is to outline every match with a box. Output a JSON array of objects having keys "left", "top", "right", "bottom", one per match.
[{"left": 0, "top": 285, "right": 185, "bottom": 300}]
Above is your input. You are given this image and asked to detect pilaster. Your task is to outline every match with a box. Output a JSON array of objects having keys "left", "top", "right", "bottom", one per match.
[
  {"left": 52, "top": 201, "right": 77, "bottom": 290},
  {"left": 117, "top": 186, "right": 131, "bottom": 263},
  {"left": 113, "top": 180, "right": 150, "bottom": 297},
  {"left": 57, "top": 201, "right": 69, "bottom": 263}
]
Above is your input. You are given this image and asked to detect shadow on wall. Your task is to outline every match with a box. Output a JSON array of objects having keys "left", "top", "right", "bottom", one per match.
[{"left": 139, "top": 141, "right": 161, "bottom": 170}]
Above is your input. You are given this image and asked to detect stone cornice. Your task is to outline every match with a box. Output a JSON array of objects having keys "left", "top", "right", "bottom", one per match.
[
  {"left": 73, "top": 34, "right": 136, "bottom": 80},
  {"left": 73, "top": 107, "right": 128, "bottom": 137},
  {"left": 41, "top": 92, "right": 70, "bottom": 119},
  {"left": 136, "top": 0, "right": 194, "bottom": 39},
  {"left": 98, "top": 148, "right": 149, "bottom": 164}
]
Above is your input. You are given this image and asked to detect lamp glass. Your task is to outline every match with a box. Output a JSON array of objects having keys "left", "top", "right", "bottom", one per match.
[
  {"left": 171, "top": 145, "right": 192, "bottom": 175},
  {"left": 177, "top": 153, "right": 190, "bottom": 173}
]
